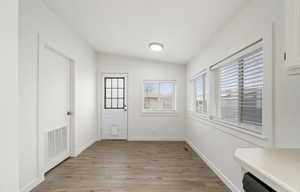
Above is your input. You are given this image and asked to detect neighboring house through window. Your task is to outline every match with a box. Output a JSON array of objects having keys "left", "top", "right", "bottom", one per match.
[{"left": 143, "top": 81, "right": 176, "bottom": 112}]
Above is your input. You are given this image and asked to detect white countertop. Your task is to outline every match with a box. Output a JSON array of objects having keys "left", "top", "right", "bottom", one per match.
[{"left": 235, "top": 148, "right": 300, "bottom": 192}]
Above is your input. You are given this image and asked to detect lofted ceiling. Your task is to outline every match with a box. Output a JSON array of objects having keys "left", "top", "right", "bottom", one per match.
[{"left": 42, "top": 0, "right": 249, "bottom": 64}]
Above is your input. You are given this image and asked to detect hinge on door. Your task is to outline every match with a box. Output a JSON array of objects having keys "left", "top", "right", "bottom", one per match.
[{"left": 284, "top": 52, "right": 287, "bottom": 61}]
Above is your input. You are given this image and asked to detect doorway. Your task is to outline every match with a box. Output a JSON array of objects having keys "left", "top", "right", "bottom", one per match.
[
  {"left": 101, "top": 73, "right": 128, "bottom": 140},
  {"left": 38, "top": 38, "right": 74, "bottom": 175}
]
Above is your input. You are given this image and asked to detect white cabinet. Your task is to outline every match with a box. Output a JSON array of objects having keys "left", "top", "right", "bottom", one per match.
[
  {"left": 235, "top": 148, "right": 300, "bottom": 192},
  {"left": 286, "top": 0, "right": 300, "bottom": 75}
]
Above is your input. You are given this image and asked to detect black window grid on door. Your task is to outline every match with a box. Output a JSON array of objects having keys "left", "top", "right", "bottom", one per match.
[{"left": 104, "top": 77, "right": 125, "bottom": 109}]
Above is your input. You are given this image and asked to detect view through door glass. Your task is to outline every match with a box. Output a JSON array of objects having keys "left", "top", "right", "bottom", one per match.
[{"left": 104, "top": 77, "right": 125, "bottom": 109}]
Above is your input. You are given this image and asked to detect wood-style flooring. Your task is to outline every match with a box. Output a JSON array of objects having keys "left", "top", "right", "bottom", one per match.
[{"left": 33, "top": 141, "right": 230, "bottom": 192}]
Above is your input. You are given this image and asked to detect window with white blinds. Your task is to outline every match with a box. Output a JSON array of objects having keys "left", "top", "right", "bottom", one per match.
[
  {"left": 216, "top": 47, "right": 263, "bottom": 132},
  {"left": 194, "top": 74, "right": 207, "bottom": 113}
]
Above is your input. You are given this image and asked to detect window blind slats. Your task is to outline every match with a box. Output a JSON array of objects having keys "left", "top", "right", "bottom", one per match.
[
  {"left": 220, "top": 65, "right": 239, "bottom": 74},
  {"left": 220, "top": 67, "right": 239, "bottom": 75},
  {"left": 243, "top": 60, "right": 263, "bottom": 68},
  {"left": 217, "top": 47, "right": 263, "bottom": 132},
  {"left": 220, "top": 66, "right": 263, "bottom": 83},
  {"left": 243, "top": 52, "right": 263, "bottom": 62}
]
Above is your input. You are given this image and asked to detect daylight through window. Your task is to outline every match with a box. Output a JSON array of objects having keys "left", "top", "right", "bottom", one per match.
[
  {"left": 194, "top": 74, "right": 206, "bottom": 113},
  {"left": 216, "top": 46, "right": 263, "bottom": 132},
  {"left": 143, "top": 81, "right": 176, "bottom": 111}
]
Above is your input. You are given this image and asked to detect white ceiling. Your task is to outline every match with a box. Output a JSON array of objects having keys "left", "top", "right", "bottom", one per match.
[{"left": 42, "top": 0, "right": 248, "bottom": 64}]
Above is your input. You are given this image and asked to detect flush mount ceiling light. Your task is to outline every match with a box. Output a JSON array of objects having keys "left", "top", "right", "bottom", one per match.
[{"left": 149, "top": 42, "right": 164, "bottom": 52}]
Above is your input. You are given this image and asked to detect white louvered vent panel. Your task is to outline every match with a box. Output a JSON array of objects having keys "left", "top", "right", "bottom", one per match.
[{"left": 47, "top": 127, "right": 67, "bottom": 161}]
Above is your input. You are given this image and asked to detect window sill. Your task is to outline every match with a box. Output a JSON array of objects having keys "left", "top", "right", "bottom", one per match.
[
  {"left": 187, "top": 112, "right": 270, "bottom": 147},
  {"left": 142, "top": 110, "right": 177, "bottom": 117},
  {"left": 287, "top": 64, "right": 300, "bottom": 75},
  {"left": 211, "top": 118, "right": 267, "bottom": 140},
  {"left": 190, "top": 111, "right": 209, "bottom": 121}
]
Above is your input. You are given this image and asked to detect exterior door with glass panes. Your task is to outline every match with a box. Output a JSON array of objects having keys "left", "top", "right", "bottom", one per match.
[{"left": 102, "top": 74, "right": 128, "bottom": 140}]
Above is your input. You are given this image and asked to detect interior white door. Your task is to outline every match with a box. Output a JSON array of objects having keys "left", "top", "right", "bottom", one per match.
[
  {"left": 102, "top": 74, "right": 128, "bottom": 140},
  {"left": 39, "top": 44, "right": 71, "bottom": 172}
]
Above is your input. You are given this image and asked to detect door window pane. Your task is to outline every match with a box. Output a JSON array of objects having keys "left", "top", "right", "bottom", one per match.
[
  {"left": 106, "top": 89, "right": 111, "bottom": 98},
  {"left": 104, "top": 77, "right": 125, "bottom": 109},
  {"left": 118, "top": 89, "right": 124, "bottom": 98},
  {"left": 112, "top": 89, "right": 118, "bottom": 98},
  {"left": 106, "top": 79, "right": 111, "bottom": 88},
  {"left": 118, "top": 99, "right": 124, "bottom": 108},
  {"left": 112, "top": 99, "right": 118, "bottom": 108},
  {"left": 112, "top": 79, "right": 118, "bottom": 88},
  {"left": 105, "top": 99, "right": 111, "bottom": 108},
  {"left": 118, "top": 79, "right": 124, "bottom": 88}
]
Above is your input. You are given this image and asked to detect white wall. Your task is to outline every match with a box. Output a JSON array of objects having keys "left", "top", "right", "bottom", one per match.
[
  {"left": 19, "top": 0, "right": 98, "bottom": 191},
  {"left": 97, "top": 53, "right": 186, "bottom": 141},
  {"left": 0, "top": 0, "right": 19, "bottom": 191},
  {"left": 185, "top": 0, "right": 298, "bottom": 191}
]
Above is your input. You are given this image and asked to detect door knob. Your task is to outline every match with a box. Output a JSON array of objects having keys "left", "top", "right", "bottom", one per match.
[{"left": 67, "top": 111, "right": 72, "bottom": 116}]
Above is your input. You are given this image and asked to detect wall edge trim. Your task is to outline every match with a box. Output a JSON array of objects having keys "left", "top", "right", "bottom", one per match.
[
  {"left": 185, "top": 138, "right": 241, "bottom": 192},
  {"left": 73, "top": 138, "right": 97, "bottom": 157},
  {"left": 20, "top": 176, "right": 44, "bottom": 192},
  {"left": 128, "top": 137, "right": 185, "bottom": 141}
]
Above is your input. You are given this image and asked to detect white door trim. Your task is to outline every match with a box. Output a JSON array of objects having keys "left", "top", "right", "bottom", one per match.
[
  {"left": 37, "top": 34, "right": 75, "bottom": 180},
  {"left": 100, "top": 72, "right": 128, "bottom": 140}
]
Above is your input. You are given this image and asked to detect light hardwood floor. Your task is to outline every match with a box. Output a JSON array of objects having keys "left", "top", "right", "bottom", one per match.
[{"left": 33, "top": 141, "right": 230, "bottom": 192}]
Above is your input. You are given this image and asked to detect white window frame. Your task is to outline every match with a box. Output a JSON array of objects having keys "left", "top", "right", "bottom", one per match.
[
  {"left": 212, "top": 41, "right": 264, "bottom": 133},
  {"left": 207, "top": 36, "right": 274, "bottom": 144},
  {"left": 142, "top": 80, "right": 177, "bottom": 114},
  {"left": 188, "top": 26, "right": 274, "bottom": 147},
  {"left": 192, "top": 71, "right": 207, "bottom": 115}
]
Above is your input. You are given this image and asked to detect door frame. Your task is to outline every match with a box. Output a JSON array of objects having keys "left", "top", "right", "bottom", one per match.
[
  {"left": 37, "top": 34, "right": 76, "bottom": 180},
  {"left": 100, "top": 72, "right": 128, "bottom": 140}
]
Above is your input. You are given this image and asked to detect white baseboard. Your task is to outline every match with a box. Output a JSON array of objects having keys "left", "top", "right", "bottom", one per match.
[
  {"left": 20, "top": 176, "right": 44, "bottom": 192},
  {"left": 128, "top": 137, "right": 185, "bottom": 141},
  {"left": 73, "top": 139, "right": 97, "bottom": 157},
  {"left": 20, "top": 138, "right": 238, "bottom": 192},
  {"left": 20, "top": 139, "right": 96, "bottom": 192},
  {"left": 185, "top": 139, "right": 241, "bottom": 192}
]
